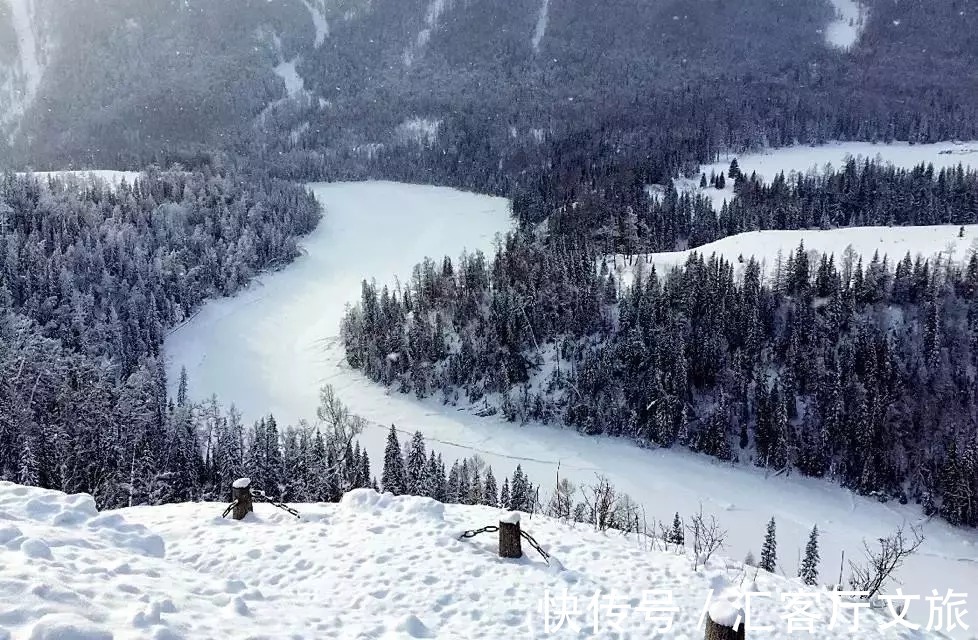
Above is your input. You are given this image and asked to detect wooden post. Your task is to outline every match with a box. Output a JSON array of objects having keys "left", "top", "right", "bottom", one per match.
[
  {"left": 499, "top": 512, "right": 522, "bottom": 559},
  {"left": 232, "top": 477, "right": 253, "bottom": 521},
  {"left": 705, "top": 612, "right": 745, "bottom": 640}
]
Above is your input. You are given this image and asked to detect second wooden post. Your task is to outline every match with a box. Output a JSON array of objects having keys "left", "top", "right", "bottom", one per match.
[
  {"left": 498, "top": 512, "right": 522, "bottom": 559},
  {"left": 232, "top": 477, "right": 254, "bottom": 520}
]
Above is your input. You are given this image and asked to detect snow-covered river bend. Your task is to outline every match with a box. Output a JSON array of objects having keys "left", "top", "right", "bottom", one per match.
[{"left": 164, "top": 179, "right": 978, "bottom": 635}]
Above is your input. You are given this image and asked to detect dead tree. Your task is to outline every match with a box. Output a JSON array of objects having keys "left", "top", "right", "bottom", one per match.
[
  {"left": 232, "top": 477, "right": 254, "bottom": 520},
  {"left": 847, "top": 523, "right": 925, "bottom": 599},
  {"left": 499, "top": 513, "right": 522, "bottom": 558}
]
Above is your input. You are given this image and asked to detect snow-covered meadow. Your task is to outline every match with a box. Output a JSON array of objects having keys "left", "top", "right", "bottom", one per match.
[
  {"left": 673, "top": 141, "right": 978, "bottom": 212},
  {"left": 163, "top": 178, "right": 978, "bottom": 636},
  {"left": 608, "top": 224, "right": 978, "bottom": 288},
  {"left": 0, "top": 481, "right": 953, "bottom": 639}
]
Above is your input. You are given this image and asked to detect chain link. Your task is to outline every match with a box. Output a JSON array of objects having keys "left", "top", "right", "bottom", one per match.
[
  {"left": 458, "top": 525, "right": 499, "bottom": 539},
  {"left": 520, "top": 530, "right": 551, "bottom": 563},
  {"left": 251, "top": 488, "right": 302, "bottom": 519},
  {"left": 458, "top": 523, "right": 551, "bottom": 564},
  {"left": 221, "top": 500, "right": 239, "bottom": 518}
]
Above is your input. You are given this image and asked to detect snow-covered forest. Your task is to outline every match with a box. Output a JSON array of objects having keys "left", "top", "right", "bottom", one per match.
[
  {"left": 341, "top": 159, "right": 978, "bottom": 529},
  {"left": 0, "top": 169, "right": 320, "bottom": 506}
]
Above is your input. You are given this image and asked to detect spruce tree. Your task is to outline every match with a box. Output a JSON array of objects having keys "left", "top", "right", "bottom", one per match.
[
  {"left": 359, "top": 450, "right": 371, "bottom": 489},
  {"left": 381, "top": 425, "right": 406, "bottom": 495},
  {"left": 500, "top": 477, "right": 511, "bottom": 510},
  {"left": 405, "top": 431, "right": 427, "bottom": 495},
  {"left": 483, "top": 466, "right": 498, "bottom": 506},
  {"left": 799, "top": 524, "right": 820, "bottom": 586},
  {"left": 446, "top": 461, "right": 461, "bottom": 503},
  {"left": 669, "top": 512, "right": 684, "bottom": 546},
  {"left": 510, "top": 465, "right": 528, "bottom": 511},
  {"left": 760, "top": 517, "right": 777, "bottom": 572}
]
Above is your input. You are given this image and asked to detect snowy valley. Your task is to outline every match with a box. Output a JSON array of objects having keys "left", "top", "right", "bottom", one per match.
[{"left": 162, "top": 145, "right": 978, "bottom": 636}]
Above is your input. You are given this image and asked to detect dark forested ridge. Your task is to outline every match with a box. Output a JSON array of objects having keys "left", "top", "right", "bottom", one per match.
[
  {"left": 341, "top": 162, "right": 978, "bottom": 528},
  {"left": 0, "top": 169, "right": 320, "bottom": 504}
]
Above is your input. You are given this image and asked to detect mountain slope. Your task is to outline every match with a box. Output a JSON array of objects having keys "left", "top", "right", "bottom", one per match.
[
  {"left": 0, "top": 480, "right": 942, "bottom": 638},
  {"left": 4, "top": 0, "right": 978, "bottom": 172}
]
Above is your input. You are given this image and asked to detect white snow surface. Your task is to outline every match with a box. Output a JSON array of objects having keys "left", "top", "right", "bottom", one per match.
[
  {"left": 273, "top": 59, "right": 305, "bottom": 99},
  {"left": 826, "top": 0, "right": 867, "bottom": 50},
  {"left": 674, "top": 141, "right": 978, "bottom": 213},
  {"left": 2, "top": 0, "right": 46, "bottom": 134},
  {"left": 403, "top": 0, "right": 451, "bottom": 67},
  {"left": 532, "top": 0, "right": 550, "bottom": 53},
  {"left": 164, "top": 181, "right": 978, "bottom": 636},
  {"left": 0, "top": 481, "right": 948, "bottom": 638},
  {"left": 608, "top": 224, "right": 978, "bottom": 288},
  {"left": 301, "top": 0, "right": 330, "bottom": 47}
]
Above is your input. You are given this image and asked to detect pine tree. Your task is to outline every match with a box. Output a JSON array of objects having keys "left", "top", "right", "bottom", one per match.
[
  {"left": 500, "top": 477, "right": 511, "bottom": 510},
  {"left": 744, "top": 550, "right": 757, "bottom": 567},
  {"left": 510, "top": 465, "right": 528, "bottom": 511},
  {"left": 382, "top": 425, "right": 406, "bottom": 495},
  {"left": 359, "top": 450, "right": 371, "bottom": 489},
  {"left": 799, "top": 524, "right": 820, "bottom": 586},
  {"left": 669, "top": 512, "right": 684, "bottom": 546},
  {"left": 177, "top": 366, "right": 189, "bottom": 407},
  {"left": 483, "top": 466, "right": 498, "bottom": 507},
  {"left": 17, "top": 437, "right": 40, "bottom": 487},
  {"left": 760, "top": 517, "right": 777, "bottom": 572},
  {"left": 446, "top": 461, "right": 461, "bottom": 503},
  {"left": 405, "top": 431, "right": 427, "bottom": 495}
]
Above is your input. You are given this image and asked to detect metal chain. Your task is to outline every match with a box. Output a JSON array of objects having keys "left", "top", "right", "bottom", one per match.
[
  {"left": 458, "top": 525, "right": 499, "bottom": 539},
  {"left": 458, "top": 524, "right": 551, "bottom": 565},
  {"left": 251, "top": 488, "right": 302, "bottom": 519},
  {"left": 221, "top": 500, "right": 239, "bottom": 518},
  {"left": 520, "top": 530, "right": 551, "bottom": 563}
]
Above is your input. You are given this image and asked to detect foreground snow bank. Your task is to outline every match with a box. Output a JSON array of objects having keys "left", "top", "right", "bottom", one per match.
[{"left": 0, "top": 482, "right": 947, "bottom": 638}]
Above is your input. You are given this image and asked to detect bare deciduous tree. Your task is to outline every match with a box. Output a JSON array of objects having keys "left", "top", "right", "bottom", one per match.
[
  {"left": 847, "top": 523, "right": 925, "bottom": 600},
  {"left": 685, "top": 504, "right": 727, "bottom": 571}
]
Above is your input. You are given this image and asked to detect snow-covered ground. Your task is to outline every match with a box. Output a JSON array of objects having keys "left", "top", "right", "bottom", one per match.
[
  {"left": 608, "top": 224, "right": 978, "bottom": 288},
  {"left": 674, "top": 141, "right": 978, "bottom": 212},
  {"left": 164, "top": 181, "right": 978, "bottom": 636},
  {"left": 532, "top": 0, "right": 550, "bottom": 53},
  {"left": 825, "top": 0, "right": 867, "bottom": 50},
  {"left": 301, "top": 0, "right": 330, "bottom": 48},
  {"left": 0, "top": 481, "right": 953, "bottom": 638},
  {"left": 1, "top": 0, "right": 48, "bottom": 136}
]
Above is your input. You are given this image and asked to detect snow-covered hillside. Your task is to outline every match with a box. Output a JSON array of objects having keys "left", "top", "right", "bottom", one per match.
[
  {"left": 164, "top": 181, "right": 978, "bottom": 637},
  {"left": 675, "top": 141, "right": 978, "bottom": 212},
  {"left": 1, "top": 0, "right": 52, "bottom": 138},
  {"left": 608, "top": 224, "right": 978, "bottom": 288},
  {"left": 17, "top": 170, "right": 142, "bottom": 187},
  {"left": 825, "top": 0, "right": 867, "bottom": 50},
  {"left": 0, "top": 481, "right": 950, "bottom": 638}
]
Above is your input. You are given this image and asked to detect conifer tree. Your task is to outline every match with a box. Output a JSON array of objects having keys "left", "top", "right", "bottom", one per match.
[
  {"left": 670, "top": 512, "right": 684, "bottom": 546},
  {"left": 446, "top": 461, "right": 461, "bottom": 503},
  {"left": 483, "top": 466, "right": 499, "bottom": 507},
  {"left": 381, "top": 425, "right": 406, "bottom": 495},
  {"left": 405, "top": 431, "right": 427, "bottom": 495},
  {"left": 760, "top": 517, "right": 778, "bottom": 572},
  {"left": 359, "top": 450, "right": 371, "bottom": 489},
  {"left": 799, "top": 525, "right": 820, "bottom": 586},
  {"left": 500, "top": 477, "right": 511, "bottom": 510},
  {"left": 510, "top": 465, "right": 529, "bottom": 511}
]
